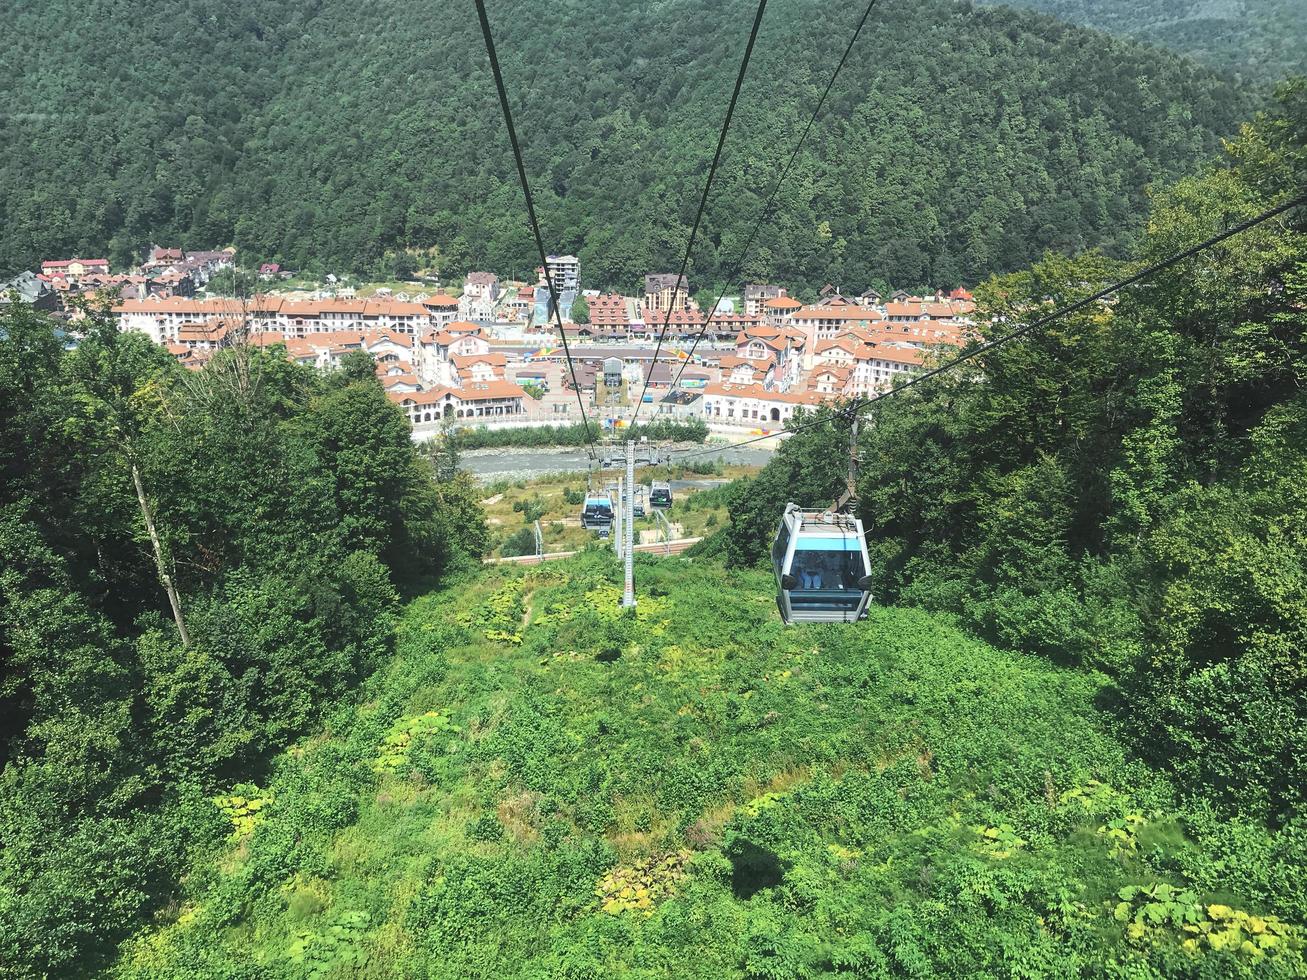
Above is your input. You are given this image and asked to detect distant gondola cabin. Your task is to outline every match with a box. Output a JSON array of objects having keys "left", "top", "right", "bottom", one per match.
[
  {"left": 771, "top": 503, "right": 872, "bottom": 623},
  {"left": 581, "top": 493, "right": 614, "bottom": 533}
]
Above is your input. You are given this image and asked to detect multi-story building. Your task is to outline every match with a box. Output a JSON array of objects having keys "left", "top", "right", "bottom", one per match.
[
  {"left": 1, "top": 271, "right": 58, "bottom": 311},
  {"left": 850, "top": 343, "right": 926, "bottom": 396},
  {"left": 589, "top": 293, "right": 632, "bottom": 330},
  {"left": 41, "top": 258, "right": 110, "bottom": 282},
  {"left": 644, "top": 273, "right": 690, "bottom": 314},
  {"left": 701, "top": 382, "right": 824, "bottom": 426},
  {"left": 389, "top": 380, "right": 529, "bottom": 426},
  {"left": 463, "top": 271, "right": 500, "bottom": 302},
  {"left": 420, "top": 292, "right": 460, "bottom": 331},
  {"left": 743, "top": 284, "right": 785, "bottom": 317},
  {"left": 543, "top": 254, "right": 580, "bottom": 293},
  {"left": 113, "top": 296, "right": 436, "bottom": 343}
]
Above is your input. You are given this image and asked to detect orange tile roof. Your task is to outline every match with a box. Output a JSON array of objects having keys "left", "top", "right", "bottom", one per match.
[
  {"left": 815, "top": 337, "right": 862, "bottom": 354},
  {"left": 451, "top": 352, "right": 508, "bottom": 369},
  {"left": 367, "top": 300, "right": 431, "bottom": 317},
  {"left": 884, "top": 302, "right": 926, "bottom": 318},
  {"left": 861, "top": 344, "right": 926, "bottom": 366},
  {"left": 317, "top": 299, "right": 369, "bottom": 314},
  {"left": 796, "top": 305, "right": 884, "bottom": 321},
  {"left": 703, "top": 381, "right": 826, "bottom": 405},
  {"left": 455, "top": 380, "right": 527, "bottom": 401},
  {"left": 390, "top": 388, "right": 455, "bottom": 407}
]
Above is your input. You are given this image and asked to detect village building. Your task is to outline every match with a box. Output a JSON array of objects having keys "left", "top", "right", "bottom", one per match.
[
  {"left": 1, "top": 271, "right": 58, "bottom": 311},
  {"left": 644, "top": 273, "right": 690, "bottom": 314},
  {"left": 463, "top": 271, "right": 501, "bottom": 302},
  {"left": 743, "top": 284, "right": 786, "bottom": 317},
  {"left": 701, "top": 382, "right": 825, "bottom": 425}
]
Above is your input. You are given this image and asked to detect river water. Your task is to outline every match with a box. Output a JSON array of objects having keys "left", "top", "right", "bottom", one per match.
[{"left": 460, "top": 444, "right": 776, "bottom": 482}]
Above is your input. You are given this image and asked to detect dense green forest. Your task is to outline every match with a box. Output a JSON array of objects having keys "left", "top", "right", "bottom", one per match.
[
  {"left": 0, "top": 316, "right": 487, "bottom": 974},
  {"left": 0, "top": 0, "right": 1255, "bottom": 291},
  {"left": 989, "top": 0, "right": 1307, "bottom": 79},
  {"left": 719, "top": 85, "right": 1307, "bottom": 829}
]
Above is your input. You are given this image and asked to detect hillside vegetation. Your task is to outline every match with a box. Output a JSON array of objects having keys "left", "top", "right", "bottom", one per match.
[
  {"left": 110, "top": 555, "right": 1306, "bottom": 977},
  {"left": 0, "top": 0, "right": 1252, "bottom": 290},
  {"left": 988, "top": 0, "right": 1307, "bottom": 79},
  {"left": 0, "top": 318, "right": 487, "bottom": 975},
  {"left": 719, "top": 86, "right": 1307, "bottom": 827}
]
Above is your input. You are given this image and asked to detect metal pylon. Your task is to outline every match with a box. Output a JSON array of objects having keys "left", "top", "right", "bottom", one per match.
[
  {"left": 622, "top": 439, "right": 637, "bottom": 608},
  {"left": 613, "top": 475, "right": 622, "bottom": 557}
]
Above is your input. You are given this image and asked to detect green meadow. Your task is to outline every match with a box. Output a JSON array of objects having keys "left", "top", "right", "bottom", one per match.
[{"left": 113, "top": 553, "right": 1304, "bottom": 978}]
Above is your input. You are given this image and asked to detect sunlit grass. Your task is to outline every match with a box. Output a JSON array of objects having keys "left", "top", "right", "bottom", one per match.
[{"left": 114, "top": 553, "right": 1305, "bottom": 978}]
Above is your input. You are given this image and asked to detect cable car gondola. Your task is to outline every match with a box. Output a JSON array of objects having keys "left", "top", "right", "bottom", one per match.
[
  {"left": 650, "top": 481, "right": 672, "bottom": 509},
  {"left": 581, "top": 492, "right": 614, "bottom": 535},
  {"left": 771, "top": 503, "right": 872, "bottom": 624}
]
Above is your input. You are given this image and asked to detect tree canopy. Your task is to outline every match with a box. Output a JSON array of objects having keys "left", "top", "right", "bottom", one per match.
[
  {"left": 990, "top": 0, "right": 1307, "bottom": 79},
  {"left": 0, "top": 0, "right": 1258, "bottom": 292},
  {"left": 0, "top": 307, "right": 486, "bottom": 974}
]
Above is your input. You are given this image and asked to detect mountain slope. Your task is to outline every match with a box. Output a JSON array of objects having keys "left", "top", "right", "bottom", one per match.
[
  {"left": 111, "top": 554, "right": 1306, "bottom": 977},
  {"left": 1, "top": 0, "right": 1253, "bottom": 291},
  {"left": 984, "top": 0, "right": 1307, "bottom": 79}
]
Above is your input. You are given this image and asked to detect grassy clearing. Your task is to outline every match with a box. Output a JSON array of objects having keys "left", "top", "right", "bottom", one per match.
[
  {"left": 113, "top": 555, "right": 1304, "bottom": 978},
  {"left": 480, "top": 468, "right": 754, "bottom": 557}
]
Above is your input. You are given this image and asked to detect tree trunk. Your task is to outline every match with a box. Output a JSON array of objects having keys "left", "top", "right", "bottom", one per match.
[{"left": 131, "top": 461, "right": 191, "bottom": 649}]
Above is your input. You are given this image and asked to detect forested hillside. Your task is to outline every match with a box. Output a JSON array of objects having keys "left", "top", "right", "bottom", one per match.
[
  {"left": 988, "top": 0, "right": 1307, "bottom": 79},
  {"left": 0, "top": 314, "right": 487, "bottom": 974},
  {"left": 1, "top": 0, "right": 1252, "bottom": 291},
  {"left": 721, "top": 85, "right": 1307, "bottom": 826}
]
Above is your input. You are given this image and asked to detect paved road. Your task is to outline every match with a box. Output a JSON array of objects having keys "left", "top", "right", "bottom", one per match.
[{"left": 461, "top": 445, "right": 775, "bottom": 482}]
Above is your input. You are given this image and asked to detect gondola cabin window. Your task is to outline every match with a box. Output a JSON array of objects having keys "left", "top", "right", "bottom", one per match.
[
  {"left": 771, "top": 524, "right": 790, "bottom": 579},
  {"left": 788, "top": 537, "right": 865, "bottom": 613}
]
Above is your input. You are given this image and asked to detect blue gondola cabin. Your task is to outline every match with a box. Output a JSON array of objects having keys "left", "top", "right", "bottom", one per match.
[{"left": 771, "top": 503, "right": 872, "bottom": 624}]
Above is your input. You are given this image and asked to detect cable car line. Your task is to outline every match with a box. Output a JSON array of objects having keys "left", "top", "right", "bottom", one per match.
[
  {"left": 667, "top": 0, "right": 880, "bottom": 395},
  {"left": 472, "top": 0, "right": 599, "bottom": 461},
  {"left": 630, "top": 0, "right": 770, "bottom": 426},
  {"left": 672, "top": 190, "right": 1307, "bottom": 462}
]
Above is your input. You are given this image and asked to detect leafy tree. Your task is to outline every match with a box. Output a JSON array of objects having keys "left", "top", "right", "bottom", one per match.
[
  {"left": 337, "top": 349, "right": 378, "bottom": 384},
  {"left": 722, "top": 405, "right": 856, "bottom": 568},
  {"left": 993, "top": 0, "right": 1307, "bottom": 77},
  {"left": 64, "top": 314, "right": 193, "bottom": 647},
  {"left": 0, "top": 299, "right": 484, "bottom": 973},
  {"left": 391, "top": 251, "right": 418, "bottom": 281},
  {"left": 569, "top": 294, "right": 590, "bottom": 324}
]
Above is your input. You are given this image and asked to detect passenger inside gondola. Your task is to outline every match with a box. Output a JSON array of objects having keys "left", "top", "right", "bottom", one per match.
[{"left": 794, "top": 550, "right": 857, "bottom": 591}]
